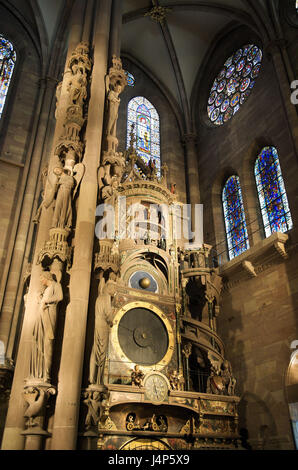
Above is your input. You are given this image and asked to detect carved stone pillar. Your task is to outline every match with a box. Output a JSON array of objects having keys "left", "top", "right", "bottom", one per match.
[
  {"left": 50, "top": 0, "right": 113, "bottom": 450},
  {"left": 21, "top": 384, "right": 55, "bottom": 450},
  {"left": 182, "top": 134, "right": 201, "bottom": 239},
  {"left": 0, "top": 1, "right": 86, "bottom": 451},
  {"left": 109, "top": 0, "right": 123, "bottom": 58},
  {"left": 183, "top": 133, "right": 200, "bottom": 204}
]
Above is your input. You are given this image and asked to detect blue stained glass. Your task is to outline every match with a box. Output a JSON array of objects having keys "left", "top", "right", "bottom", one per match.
[
  {"left": 127, "top": 96, "right": 161, "bottom": 175},
  {"left": 222, "top": 176, "right": 249, "bottom": 260},
  {"left": 125, "top": 70, "right": 135, "bottom": 87},
  {"left": 0, "top": 35, "right": 16, "bottom": 119},
  {"left": 255, "top": 147, "right": 293, "bottom": 237},
  {"left": 208, "top": 44, "right": 262, "bottom": 126}
]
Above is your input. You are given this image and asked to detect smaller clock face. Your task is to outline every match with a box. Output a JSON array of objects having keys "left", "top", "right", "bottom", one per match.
[{"left": 144, "top": 373, "right": 169, "bottom": 403}]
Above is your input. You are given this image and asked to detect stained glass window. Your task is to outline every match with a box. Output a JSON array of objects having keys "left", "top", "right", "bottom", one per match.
[
  {"left": 222, "top": 176, "right": 250, "bottom": 260},
  {"left": 127, "top": 96, "right": 161, "bottom": 175},
  {"left": 0, "top": 35, "right": 16, "bottom": 119},
  {"left": 125, "top": 71, "right": 135, "bottom": 87},
  {"left": 255, "top": 147, "right": 293, "bottom": 238},
  {"left": 207, "top": 44, "right": 262, "bottom": 126}
]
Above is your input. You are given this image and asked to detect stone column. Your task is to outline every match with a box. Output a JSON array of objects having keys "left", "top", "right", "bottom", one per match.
[
  {"left": 82, "top": 0, "right": 95, "bottom": 43},
  {"left": 50, "top": 0, "right": 113, "bottom": 450},
  {"left": 0, "top": 0, "right": 85, "bottom": 451},
  {"left": 109, "top": 0, "right": 123, "bottom": 58},
  {"left": 183, "top": 134, "right": 201, "bottom": 240}
]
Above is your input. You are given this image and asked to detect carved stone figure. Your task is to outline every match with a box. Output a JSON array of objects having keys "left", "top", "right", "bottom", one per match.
[
  {"left": 206, "top": 359, "right": 236, "bottom": 396},
  {"left": 89, "top": 274, "right": 117, "bottom": 385},
  {"left": 41, "top": 153, "right": 84, "bottom": 230},
  {"left": 67, "top": 61, "right": 88, "bottom": 107},
  {"left": 131, "top": 365, "right": 144, "bottom": 388},
  {"left": 23, "top": 386, "right": 55, "bottom": 428},
  {"left": 67, "top": 42, "right": 91, "bottom": 108},
  {"left": 105, "top": 80, "right": 122, "bottom": 139},
  {"left": 221, "top": 360, "right": 236, "bottom": 396},
  {"left": 30, "top": 272, "right": 63, "bottom": 382},
  {"left": 169, "top": 370, "right": 181, "bottom": 390},
  {"left": 83, "top": 390, "right": 101, "bottom": 429},
  {"left": 98, "top": 391, "right": 116, "bottom": 430},
  {"left": 52, "top": 169, "right": 75, "bottom": 229}
]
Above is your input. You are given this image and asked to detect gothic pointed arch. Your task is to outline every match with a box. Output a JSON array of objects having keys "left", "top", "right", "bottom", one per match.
[
  {"left": 222, "top": 175, "right": 250, "bottom": 260},
  {"left": 127, "top": 96, "right": 161, "bottom": 174},
  {"left": 254, "top": 146, "right": 293, "bottom": 238}
]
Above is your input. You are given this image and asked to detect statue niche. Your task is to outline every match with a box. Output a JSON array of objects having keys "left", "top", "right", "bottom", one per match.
[{"left": 185, "top": 278, "right": 207, "bottom": 322}]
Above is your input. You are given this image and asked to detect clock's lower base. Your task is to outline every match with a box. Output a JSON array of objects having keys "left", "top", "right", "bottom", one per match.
[
  {"left": 78, "top": 430, "right": 242, "bottom": 450},
  {"left": 79, "top": 385, "right": 243, "bottom": 450}
]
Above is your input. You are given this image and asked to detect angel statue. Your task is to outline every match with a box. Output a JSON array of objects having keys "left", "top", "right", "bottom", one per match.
[
  {"left": 41, "top": 153, "right": 85, "bottom": 230},
  {"left": 89, "top": 272, "right": 117, "bottom": 385}
]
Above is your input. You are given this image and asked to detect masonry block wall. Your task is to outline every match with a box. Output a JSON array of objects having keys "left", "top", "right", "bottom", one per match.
[
  {"left": 194, "top": 25, "right": 298, "bottom": 449},
  {"left": 0, "top": 3, "right": 41, "bottom": 277}
]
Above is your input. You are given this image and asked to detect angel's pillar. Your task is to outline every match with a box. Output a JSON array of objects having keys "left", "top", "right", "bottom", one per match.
[
  {"left": 50, "top": 0, "right": 113, "bottom": 450},
  {"left": 0, "top": 0, "right": 86, "bottom": 451},
  {"left": 183, "top": 134, "right": 201, "bottom": 240}
]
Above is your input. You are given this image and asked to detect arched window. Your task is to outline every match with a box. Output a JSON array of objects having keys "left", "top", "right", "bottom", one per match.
[
  {"left": 222, "top": 175, "right": 249, "bottom": 260},
  {"left": 0, "top": 34, "right": 16, "bottom": 119},
  {"left": 127, "top": 96, "right": 161, "bottom": 175},
  {"left": 255, "top": 146, "right": 293, "bottom": 238}
]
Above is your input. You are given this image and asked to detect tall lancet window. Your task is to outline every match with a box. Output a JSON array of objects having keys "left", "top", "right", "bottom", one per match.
[
  {"left": 127, "top": 96, "right": 161, "bottom": 175},
  {"left": 222, "top": 175, "right": 250, "bottom": 260},
  {"left": 0, "top": 35, "right": 16, "bottom": 119},
  {"left": 255, "top": 146, "right": 293, "bottom": 238}
]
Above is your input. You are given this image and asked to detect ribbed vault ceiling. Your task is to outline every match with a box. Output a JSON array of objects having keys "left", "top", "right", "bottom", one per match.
[{"left": 8, "top": 0, "right": 274, "bottom": 132}]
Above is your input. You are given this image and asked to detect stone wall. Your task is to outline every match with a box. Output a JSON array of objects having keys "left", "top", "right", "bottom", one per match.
[
  {"left": 0, "top": 3, "right": 41, "bottom": 277},
  {"left": 194, "top": 24, "right": 298, "bottom": 449}
]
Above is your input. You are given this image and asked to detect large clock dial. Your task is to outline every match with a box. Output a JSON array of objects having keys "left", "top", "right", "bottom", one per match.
[
  {"left": 118, "top": 307, "right": 168, "bottom": 365},
  {"left": 111, "top": 301, "right": 175, "bottom": 370}
]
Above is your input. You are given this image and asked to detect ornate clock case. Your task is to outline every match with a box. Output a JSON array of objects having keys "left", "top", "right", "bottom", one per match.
[{"left": 79, "top": 137, "right": 241, "bottom": 451}]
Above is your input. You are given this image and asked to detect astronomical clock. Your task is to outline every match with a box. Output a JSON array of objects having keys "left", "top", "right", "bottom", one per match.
[{"left": 78, "top": 130, "right": 241, "bottom": 451}]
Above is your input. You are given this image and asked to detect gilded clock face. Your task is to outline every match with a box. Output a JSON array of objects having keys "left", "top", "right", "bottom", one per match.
[
  {"left": 118, "top": 307, "right": 169, "bottom": 366},
  {"left": 144, "top": 373, "right": 169, "bottom": 403}
]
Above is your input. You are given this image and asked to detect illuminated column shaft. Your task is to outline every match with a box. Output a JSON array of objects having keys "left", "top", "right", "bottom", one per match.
[
  {"left": 50, "top": 0, "right": 113, "bottom": 450},
  {"left": 0, "top": 0, "right": 85, "bottom": 450}
]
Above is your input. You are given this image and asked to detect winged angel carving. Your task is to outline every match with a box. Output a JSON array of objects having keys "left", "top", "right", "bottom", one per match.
[{"left": 38, "top": 157, "right": 85, "bottom": 230}]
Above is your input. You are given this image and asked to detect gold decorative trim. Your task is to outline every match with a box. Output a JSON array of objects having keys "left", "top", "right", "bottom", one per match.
[{"left": 111, "top": 301, "right": 175, "bottom": 371}]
